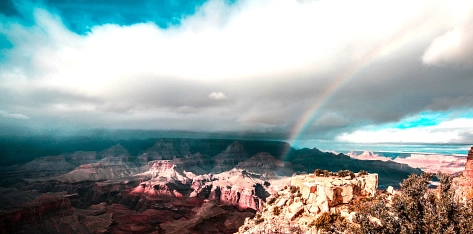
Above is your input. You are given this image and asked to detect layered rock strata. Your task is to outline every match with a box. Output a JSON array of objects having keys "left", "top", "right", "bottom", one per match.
[{"left": 464, "top": 146, "right": 473, "bottom": 178}]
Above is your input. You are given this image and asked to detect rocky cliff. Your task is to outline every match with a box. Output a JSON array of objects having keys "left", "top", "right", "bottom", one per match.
[
  {"left": 463, "top": 146, "right": 473, "bottom": 178},
  {"left": 0, "top": 194, "right": 73, "bottom": 233},
  {"left": 130, "top": 159, "right": 272, "bottom": 211},
  {"left": 237, "top": 172, "right": 378, "bottom": 233}
]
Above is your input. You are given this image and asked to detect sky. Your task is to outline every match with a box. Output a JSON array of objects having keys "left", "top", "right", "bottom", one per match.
[{"left": 0, "top": 0, "right": 472, "bottom": 148}]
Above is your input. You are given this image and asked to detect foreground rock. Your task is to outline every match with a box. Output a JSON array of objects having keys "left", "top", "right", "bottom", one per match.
[{"left": 237, "top": 171, "right": 378, "bottom": 233}]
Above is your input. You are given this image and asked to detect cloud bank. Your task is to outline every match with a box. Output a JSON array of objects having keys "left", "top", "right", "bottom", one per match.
[{"left": 0, "top": 0, "right": 472, "bottom": 144}]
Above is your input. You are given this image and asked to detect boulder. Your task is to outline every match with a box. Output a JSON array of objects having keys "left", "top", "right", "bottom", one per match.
[{"left": 286, "top": 202, "right": 304, "bottom": 220}]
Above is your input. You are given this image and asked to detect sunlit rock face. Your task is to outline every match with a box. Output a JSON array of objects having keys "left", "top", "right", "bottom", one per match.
[
  {"left": 237, "top": 172, "right": 378, "bottom": 234},
  {"left": 290, "top": 173, "right": 378, "bottom": 207},
  {"left": 464, "top": 147, "right": 473, "bottom": 178}
]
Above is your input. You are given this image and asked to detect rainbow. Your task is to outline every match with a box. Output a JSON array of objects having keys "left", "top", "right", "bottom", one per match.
[{"left": 286, "top": 31, "right": 411, "bottom": 157}]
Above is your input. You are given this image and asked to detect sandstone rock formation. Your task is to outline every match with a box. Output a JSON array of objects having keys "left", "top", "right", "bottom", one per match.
[
  {"left": 130, "top": 159, "right": 272, "bottom": 211},
  {"left": 450, "top": 146, "right": 473, "bottom": 201},
  {"left": 291, "top": 172, "right": 378, "bottom": 207},
  {"left": 237, "top": 172, "right": 378, "bottom": 233},
  {"left": 463, "top": 146, "right": 473, "bottom": 178}
]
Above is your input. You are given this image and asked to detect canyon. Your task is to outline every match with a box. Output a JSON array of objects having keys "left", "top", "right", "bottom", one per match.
[{"left": 0, "top": 138, "right": 423, "bottom": 233}]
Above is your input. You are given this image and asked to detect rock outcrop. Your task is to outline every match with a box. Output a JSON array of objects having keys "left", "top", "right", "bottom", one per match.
[
  {"left": 463, "top": 146, "right": 473, "bottom": 178},
  {"left": 130, "top": 160, "right": 272, "bottom": 211},
  {"left": 289, "top": 147, "right": 421, "bottom": 187},
  {"left": 237, "top": 172, "right": 378, "bottom": 233},
  {"left": 290, "top": 173, "right": 378, "bottom": 207}
]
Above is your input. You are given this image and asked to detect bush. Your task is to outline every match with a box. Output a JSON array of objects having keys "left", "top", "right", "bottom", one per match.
[
  {"left": 351, "top": 172, "right": 473, "bottom": 234},
  {"left": 290, "top": 185, "right": 299, "bottom": 194},
  {"left": 311, "top": 212, "right": 347, "bottom": 232},
  {"left": 254, "top": 213, "right": 264, "bottom": 224},
  {"left": 337, "top": 169, "right": 356, "bottom": 179},
  {"left": 358, "top": 170, "right": 369, "bottom": 176},
  {"left": 267, "top": 196, "right": 277, "bottom": 205},
  {"left": 273, "top": 206, "right": 281, "bottom": 216}
]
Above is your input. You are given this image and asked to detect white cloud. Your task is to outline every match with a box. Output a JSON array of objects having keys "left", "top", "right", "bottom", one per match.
[
  {"left": 0, "top": 0, "right": 472, "bottom": 143},
  {"left": 208, "top": 92, "right": 228, "bottom": 100},
  {"left": 422, "top": 3, "right": 473, "bottom": 67},
  {"left": 337, "top": 118, "right": 473, "bottom": 144}
]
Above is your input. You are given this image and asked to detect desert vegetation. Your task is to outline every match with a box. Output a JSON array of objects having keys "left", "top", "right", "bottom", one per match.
[
  {"left": 348, "top": 172, "right": 473, "bottom": 234},
  {"left": 310, "top": 172, "right": 473, "bottom": 233},
  {"left": 239, "top": 170, "right": 473, "bottom": 234}
]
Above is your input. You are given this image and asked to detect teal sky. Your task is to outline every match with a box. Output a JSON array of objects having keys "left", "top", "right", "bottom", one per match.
[{"left": 392, "top": 112, "right": 446, "bottom": 129}]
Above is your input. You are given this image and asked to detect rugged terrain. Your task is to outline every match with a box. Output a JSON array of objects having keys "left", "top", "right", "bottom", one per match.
[
  {"left": 237, "top": 171, "right": 379, "bottom": 233},
  {"left": 0, "top": 138, "right": 423, "bottom": 233}
]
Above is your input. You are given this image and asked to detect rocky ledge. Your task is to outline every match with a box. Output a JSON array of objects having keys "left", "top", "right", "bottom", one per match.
[{"left": 237, "top": 171, "right": 378, "bottom": 233}]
